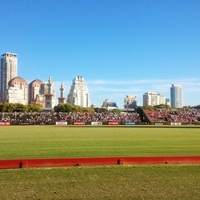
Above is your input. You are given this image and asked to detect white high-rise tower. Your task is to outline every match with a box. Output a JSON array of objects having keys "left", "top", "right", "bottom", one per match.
[
  {"left": 0, "top": 52, "right": 18, "bottom": 102},
  {"left": 68, "top": 76, "right": 90, "bottom": 107},
  {"left": 170, "top": 84, "right": 183, "bottom": 108}
]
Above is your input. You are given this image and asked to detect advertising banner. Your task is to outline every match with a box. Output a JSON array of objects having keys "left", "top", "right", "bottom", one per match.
[
  {"left": 74, "top": 122, "right": 85, "bottom": 125},
  {"left": 155, "top": 123, "right": 163, "bottom": 126},
  {"left": 171, "top": 123, "right": 182, "bottom": 126},
  {"left": 91, "top": 122, "right": 102, "bottom": 125},
  {"left": 56, "top": 122, "right": 68, "bottom": 126},
  {"left": 108, "top": 121, "right": 119, "bottom": 125},
  {"left": 125, "top": 122, "right": 135, "bottom": 125},
  {"left": 0, "top": 122, "right": 10, "bottom": 126}
]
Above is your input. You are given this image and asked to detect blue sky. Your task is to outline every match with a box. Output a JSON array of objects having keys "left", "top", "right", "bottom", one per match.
[{"left": 1, "top": 0, "right": 200, "bottom": 108}]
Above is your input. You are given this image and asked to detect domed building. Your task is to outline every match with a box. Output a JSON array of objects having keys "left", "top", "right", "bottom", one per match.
[
  {"left": 7, "top": 76, "right": 28, "bottom": 104},
  {"left": 29, "top": 79, "right": 43, "bottom": 104},
  {"left": 28, "top": 77, "right": 56, "bottom": 111}
]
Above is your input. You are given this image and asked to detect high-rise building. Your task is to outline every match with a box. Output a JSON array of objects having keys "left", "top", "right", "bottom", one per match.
[
  {"left": 68, "top": 76, "right": 90, "bottom": 107},
  {"left": 170, "top": 84, "right": 183, "bottom": 108},
  {"left": 0, "top": 52, "right": 18, "bottom": 102},
  {"left": 143, "top": 92, "right": 165, "bottom": 106}
]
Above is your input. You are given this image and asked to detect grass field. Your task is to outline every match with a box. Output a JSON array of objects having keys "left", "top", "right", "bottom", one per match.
[
  {"left": 0, "top": 165, "right": 200, "bottom": 199},
  {"left": 0, "top": 125, "right": 200, "bottom": 199},
  {"left": 0, "top": 126, "right": 200, "bottom": 159}
]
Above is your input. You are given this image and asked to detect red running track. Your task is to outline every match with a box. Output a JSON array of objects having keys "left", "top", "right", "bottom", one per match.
[{"left": 0, "top": 156, "right": 200, "bottom": 169}]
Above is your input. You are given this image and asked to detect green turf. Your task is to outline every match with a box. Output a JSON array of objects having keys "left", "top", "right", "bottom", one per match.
[
  {"left": 0, "top": 126, "right": 200, "bottom": 159},
  {"left": 0, "top": 165, "right": 200, "bottom": 200}
]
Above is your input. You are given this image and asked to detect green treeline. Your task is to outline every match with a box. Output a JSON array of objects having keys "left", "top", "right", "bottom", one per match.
[{"left": 0, "top": 103, "right": 42, "bottom": 112}]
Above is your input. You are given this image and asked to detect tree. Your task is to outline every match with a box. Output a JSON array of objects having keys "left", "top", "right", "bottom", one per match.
[
  {"left": 54, "top": 104, "right": 66, "bottom": 112},
  {"left": 27, "top": 103, "right": 42, "bottom": 112},
  {"left": 192, "top": 105, "right": 200, "bottom": 109},
  {"left": 110, "top": 109, "right": 121, "bottom": 114},
  {"left": 54, "top": 103, "right": 95, "bottom": 113},
  {"left": 140, "top": 105, "right": 154, "bottom": 110},
  {"left": 154, "top": 104, "right": 171, "bottom": 109},
  {"left": 94, "top": 107, "right": 108, "bottom": 113},
  {"left": 13, "top": 103, "right": 27, "bottom": 112}
]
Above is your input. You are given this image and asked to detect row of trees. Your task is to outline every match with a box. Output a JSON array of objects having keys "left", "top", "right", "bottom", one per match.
[
  {"left": 0, "top": 102, "right": 200, "bottom": 113},
  {"left": 0, "top": 103, "right": 105, "bottom": 113},
  {"left": 0, "top": 102, "right": 121, "bottom": 113},
  {"left": 54, "top": 103, "right": 95, "bottom": 113},
  {"left": 0, "top": 103, "right": 42, "bottom": 112}
]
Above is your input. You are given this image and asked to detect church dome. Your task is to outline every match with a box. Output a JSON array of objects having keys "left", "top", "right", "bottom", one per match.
[{"left": 8, "top": 76, "right": 28, "bottom": 86}]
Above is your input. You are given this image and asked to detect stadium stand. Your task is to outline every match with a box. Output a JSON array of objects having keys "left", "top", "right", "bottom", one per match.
[
  {"left": 143, "top": 109, "right": 200, "bottom": 124},
  {"left": 0, "top": 112, "right": 141, "bottom": 125}
]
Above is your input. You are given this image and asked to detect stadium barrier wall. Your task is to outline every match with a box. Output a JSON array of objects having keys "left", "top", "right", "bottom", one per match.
[
  {"left": 1, "top": 121, "right": 200, "bottom": 126},
  {"left": 0, "top": 156, "right": 200, "bottom": 169}
]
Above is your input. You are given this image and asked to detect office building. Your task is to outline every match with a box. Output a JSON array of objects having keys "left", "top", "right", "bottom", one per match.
[{"left": 170, "top": 84, "right": 183, "bottom": 108}]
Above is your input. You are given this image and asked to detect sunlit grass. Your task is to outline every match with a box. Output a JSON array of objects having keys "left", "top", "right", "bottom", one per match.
[
  {"left": 0, "top": 165, "right": 200, "bottom": 200},
  {"left": 0, "top": 126, "right": 200, "bottom": 159}
]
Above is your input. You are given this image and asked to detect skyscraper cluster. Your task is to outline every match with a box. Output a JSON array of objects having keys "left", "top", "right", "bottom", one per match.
[
  {"left": 0, "top": 52, "right": 184, "bottom": 109},
  {"left": 0, "top": 52, "right": 91, "bottom": 110},
  {"left": 142, "top": 85, "right": 183, "bottom": 108}
]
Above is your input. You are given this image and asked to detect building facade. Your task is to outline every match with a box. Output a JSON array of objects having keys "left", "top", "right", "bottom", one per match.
[
  {"left": 29, "top": 79, "right": 43, "bottom": 104},
  {"left": 0, "top": 52, "right": 18, "bottom": 102},
  {"left": 170, "top": 84, "right": 183, "bottom": 108},
  {"left": 102, "top": 99, "right": 118, "bottom": 110},
  {"left": 28, "top": 77, "right": 56, "bottom": 110},
  {"left": 143, "top": 92, "right": 165, "bottom": 106},
  {"left": 68, "top": 76, "right": 90, "bottom": 107},
  {"left": 7, "top": 76, "right": 28, "bottom": 104},
  {"left": 124, "top": 95, "right": 137, "bottom": 109}
]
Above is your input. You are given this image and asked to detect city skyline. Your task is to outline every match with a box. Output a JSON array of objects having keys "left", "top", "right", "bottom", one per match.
[{"left": 1, "top": 1, "right": 200, "bottom": 108}]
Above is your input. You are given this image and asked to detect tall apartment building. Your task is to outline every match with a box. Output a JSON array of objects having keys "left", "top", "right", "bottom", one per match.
[
  {"left": 68, "top": 76, "right": 90, "bottom": 107},
  {"left": 0, "top": 52, "right": 18, "bottom": 102},
  {"left": 143, "top": 92, "right": 165, "bottom": 106},
  {"left": 170, "top": 84, "right": 183, "bottom": 108}
]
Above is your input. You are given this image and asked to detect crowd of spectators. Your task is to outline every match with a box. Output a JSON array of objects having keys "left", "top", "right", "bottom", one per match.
[
  {"left": 1, "top": 109, "right": 200, "bottom": 125},
  {"left": 144, "top": 109, "right": 200, "bottom": 123},
  {"left": 0, "top": 111, "right": 141, "bottom": 125}
]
